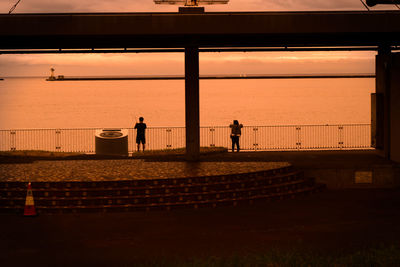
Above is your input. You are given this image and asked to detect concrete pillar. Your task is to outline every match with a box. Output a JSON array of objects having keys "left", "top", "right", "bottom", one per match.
[
  {"left": 375, "top": 47, "right": 400, "bottom": 163},
  {"left": 374, "top": 46, "right": 392, "bottom": 159},
  {"left": 389, "top": 52, "right": 400, "bottom": 163},
  {"left": 185, "top": 46, "right": 200, "bottom": 161}
]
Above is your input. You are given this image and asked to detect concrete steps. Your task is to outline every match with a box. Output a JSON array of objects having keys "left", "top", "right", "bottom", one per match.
[{"left": 0, "top": 166, "right": 325, "bottom": 213}]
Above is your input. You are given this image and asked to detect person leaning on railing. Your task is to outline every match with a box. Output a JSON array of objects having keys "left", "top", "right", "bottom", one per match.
[
  {"left": 229, "top": 120, "right": 243, "bottom": 152},
  {"left": 134, "top": 117, "right": 147, "bottom": 152}
]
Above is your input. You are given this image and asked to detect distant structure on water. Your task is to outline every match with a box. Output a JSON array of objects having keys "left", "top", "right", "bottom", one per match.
[{"left": 46, "top": 67, "right": 64, "bottom": 81}]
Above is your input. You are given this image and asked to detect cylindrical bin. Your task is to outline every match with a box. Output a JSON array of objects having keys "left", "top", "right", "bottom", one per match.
[{"left": 95, "top": 129, "right": 128, "bottom": 156}]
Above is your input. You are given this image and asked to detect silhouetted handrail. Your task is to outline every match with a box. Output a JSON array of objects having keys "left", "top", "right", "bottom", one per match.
[{"left": 0, "top": 124, "right": 372, "bottom": 153}]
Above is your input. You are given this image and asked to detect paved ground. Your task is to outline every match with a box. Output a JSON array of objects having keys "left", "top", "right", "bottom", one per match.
[
  {"left": 0, "top": 160, "right": 289, "bottom": 182},
  {"left": 1, "top": 188, "right": 399, "bottom": 266},
  {"left": 0, "top": 150, "right": 396, "bottom": 182},
  {"left": 192, "top": 150, "right": 397, "bottom": 169}
]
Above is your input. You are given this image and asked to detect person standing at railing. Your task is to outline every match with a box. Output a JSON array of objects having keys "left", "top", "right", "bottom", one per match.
[
  {"left": 229, "top": 120, "right": 243, "bottom": 152},
  {"left": 134, "top": 117, "right": 147, "bottom": 152}
]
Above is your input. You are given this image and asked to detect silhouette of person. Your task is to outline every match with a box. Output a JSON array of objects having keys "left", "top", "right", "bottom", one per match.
[
  {"left": 134, "top": 117, "right": 147, "bottom": 151},
  {"left": 229, "top": 120, "right": 243, "bottom": 152}
]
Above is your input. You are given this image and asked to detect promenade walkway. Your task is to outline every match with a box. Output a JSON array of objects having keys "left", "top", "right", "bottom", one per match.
[
  {"left": 0, "top": 160, "right": 289, "bottom": 182},
  {"left": 0, "top": 150, "right": 397, "bottom": 181},
  {"left": 0, "top": 150, "right": 395, "bottom": 182}
]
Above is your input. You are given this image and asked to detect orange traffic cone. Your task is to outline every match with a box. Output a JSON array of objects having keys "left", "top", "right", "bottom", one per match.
[{"left": 24, "top": 182, "right": 37, "bottom": 216}]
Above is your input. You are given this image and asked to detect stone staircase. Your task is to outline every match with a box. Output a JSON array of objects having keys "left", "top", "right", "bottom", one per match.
[{"left": 0, "top": 166, "right": 325, "bottom": 213}]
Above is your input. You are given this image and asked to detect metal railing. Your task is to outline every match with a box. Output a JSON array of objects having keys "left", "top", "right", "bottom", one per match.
[{"left": 0, "top": 124, "right": 371, "bottom": 153}]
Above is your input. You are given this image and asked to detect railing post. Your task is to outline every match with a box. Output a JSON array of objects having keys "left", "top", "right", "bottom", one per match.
[
  {"left": 209, "top": 128, "right": 215, "bottom": 147},
  {"left": 166, "top": 128, "right": 172, "bottom": 149},
  {"left": 296, "top": 126, "right": 301, "bottom": 150},
  {"left": 253, "top": 127, "right": 258, "bottom": 151},
  {"left": 55, "top": 129, "right": 61, "bottom": 151},
  {"left": 10, "top": 130, "right": 16, "bottom": 151},
  {"left": 338, "top": 125, "right": 344, "bottom": 149}
]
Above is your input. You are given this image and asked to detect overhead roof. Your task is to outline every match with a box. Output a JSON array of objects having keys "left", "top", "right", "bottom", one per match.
[{"left": 1, "top": 11, "right": 399, "bottom": 49}]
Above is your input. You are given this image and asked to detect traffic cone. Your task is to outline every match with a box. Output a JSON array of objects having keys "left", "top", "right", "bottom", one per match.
[{"left": 24, "top": 182, "right": 37, "bottom": 216}]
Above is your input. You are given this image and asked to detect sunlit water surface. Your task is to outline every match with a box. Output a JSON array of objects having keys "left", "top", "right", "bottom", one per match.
[{"left": 0, "top": 77, "right": 374, "bottom": 129}]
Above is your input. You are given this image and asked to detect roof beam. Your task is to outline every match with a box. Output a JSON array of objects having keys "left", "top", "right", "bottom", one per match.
[{"left": 1, "top": 11, "right": 400, "bottom": 49}]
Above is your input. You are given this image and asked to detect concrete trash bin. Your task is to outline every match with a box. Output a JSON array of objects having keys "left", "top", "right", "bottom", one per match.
[{"left": 95, "top": 129, "right": 128, "bottom": 156}]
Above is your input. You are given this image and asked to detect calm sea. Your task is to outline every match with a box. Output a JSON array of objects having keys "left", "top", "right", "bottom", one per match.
[{"left": 0, "top": 77, "right": 374, "bottom": 129}]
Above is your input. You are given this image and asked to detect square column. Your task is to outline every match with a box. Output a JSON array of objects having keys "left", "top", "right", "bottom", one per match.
[
  {"left": 374, "top": 47, "right": 400, "bottom": 163},
  {"left": 389, "top": 52, "right": 400, "bottom": 163},
  {"left": 374, "top": 46, "right": 392, "bottom": 158},
  {"left": 185, "top": 46, "right": 200, "bottom": 161}
]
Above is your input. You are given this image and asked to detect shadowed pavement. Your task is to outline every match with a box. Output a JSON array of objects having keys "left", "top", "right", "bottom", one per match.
[{"left": 1, "top": 188, "right": 400, "bottom": 266}]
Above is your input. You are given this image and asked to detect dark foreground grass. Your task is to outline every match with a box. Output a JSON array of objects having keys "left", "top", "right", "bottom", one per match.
[{"left": 133, "top": 244, "right": 400, "bottom": 267}]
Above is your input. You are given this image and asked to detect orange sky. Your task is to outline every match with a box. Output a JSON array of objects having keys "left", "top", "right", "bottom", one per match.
[{"left": 1, "top": 0, "right": 397, "bottom": 77}]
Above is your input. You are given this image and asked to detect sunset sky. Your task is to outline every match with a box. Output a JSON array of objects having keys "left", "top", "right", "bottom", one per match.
[{"left": 1, "top": 0, "right": 398, "bottom": 77}]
